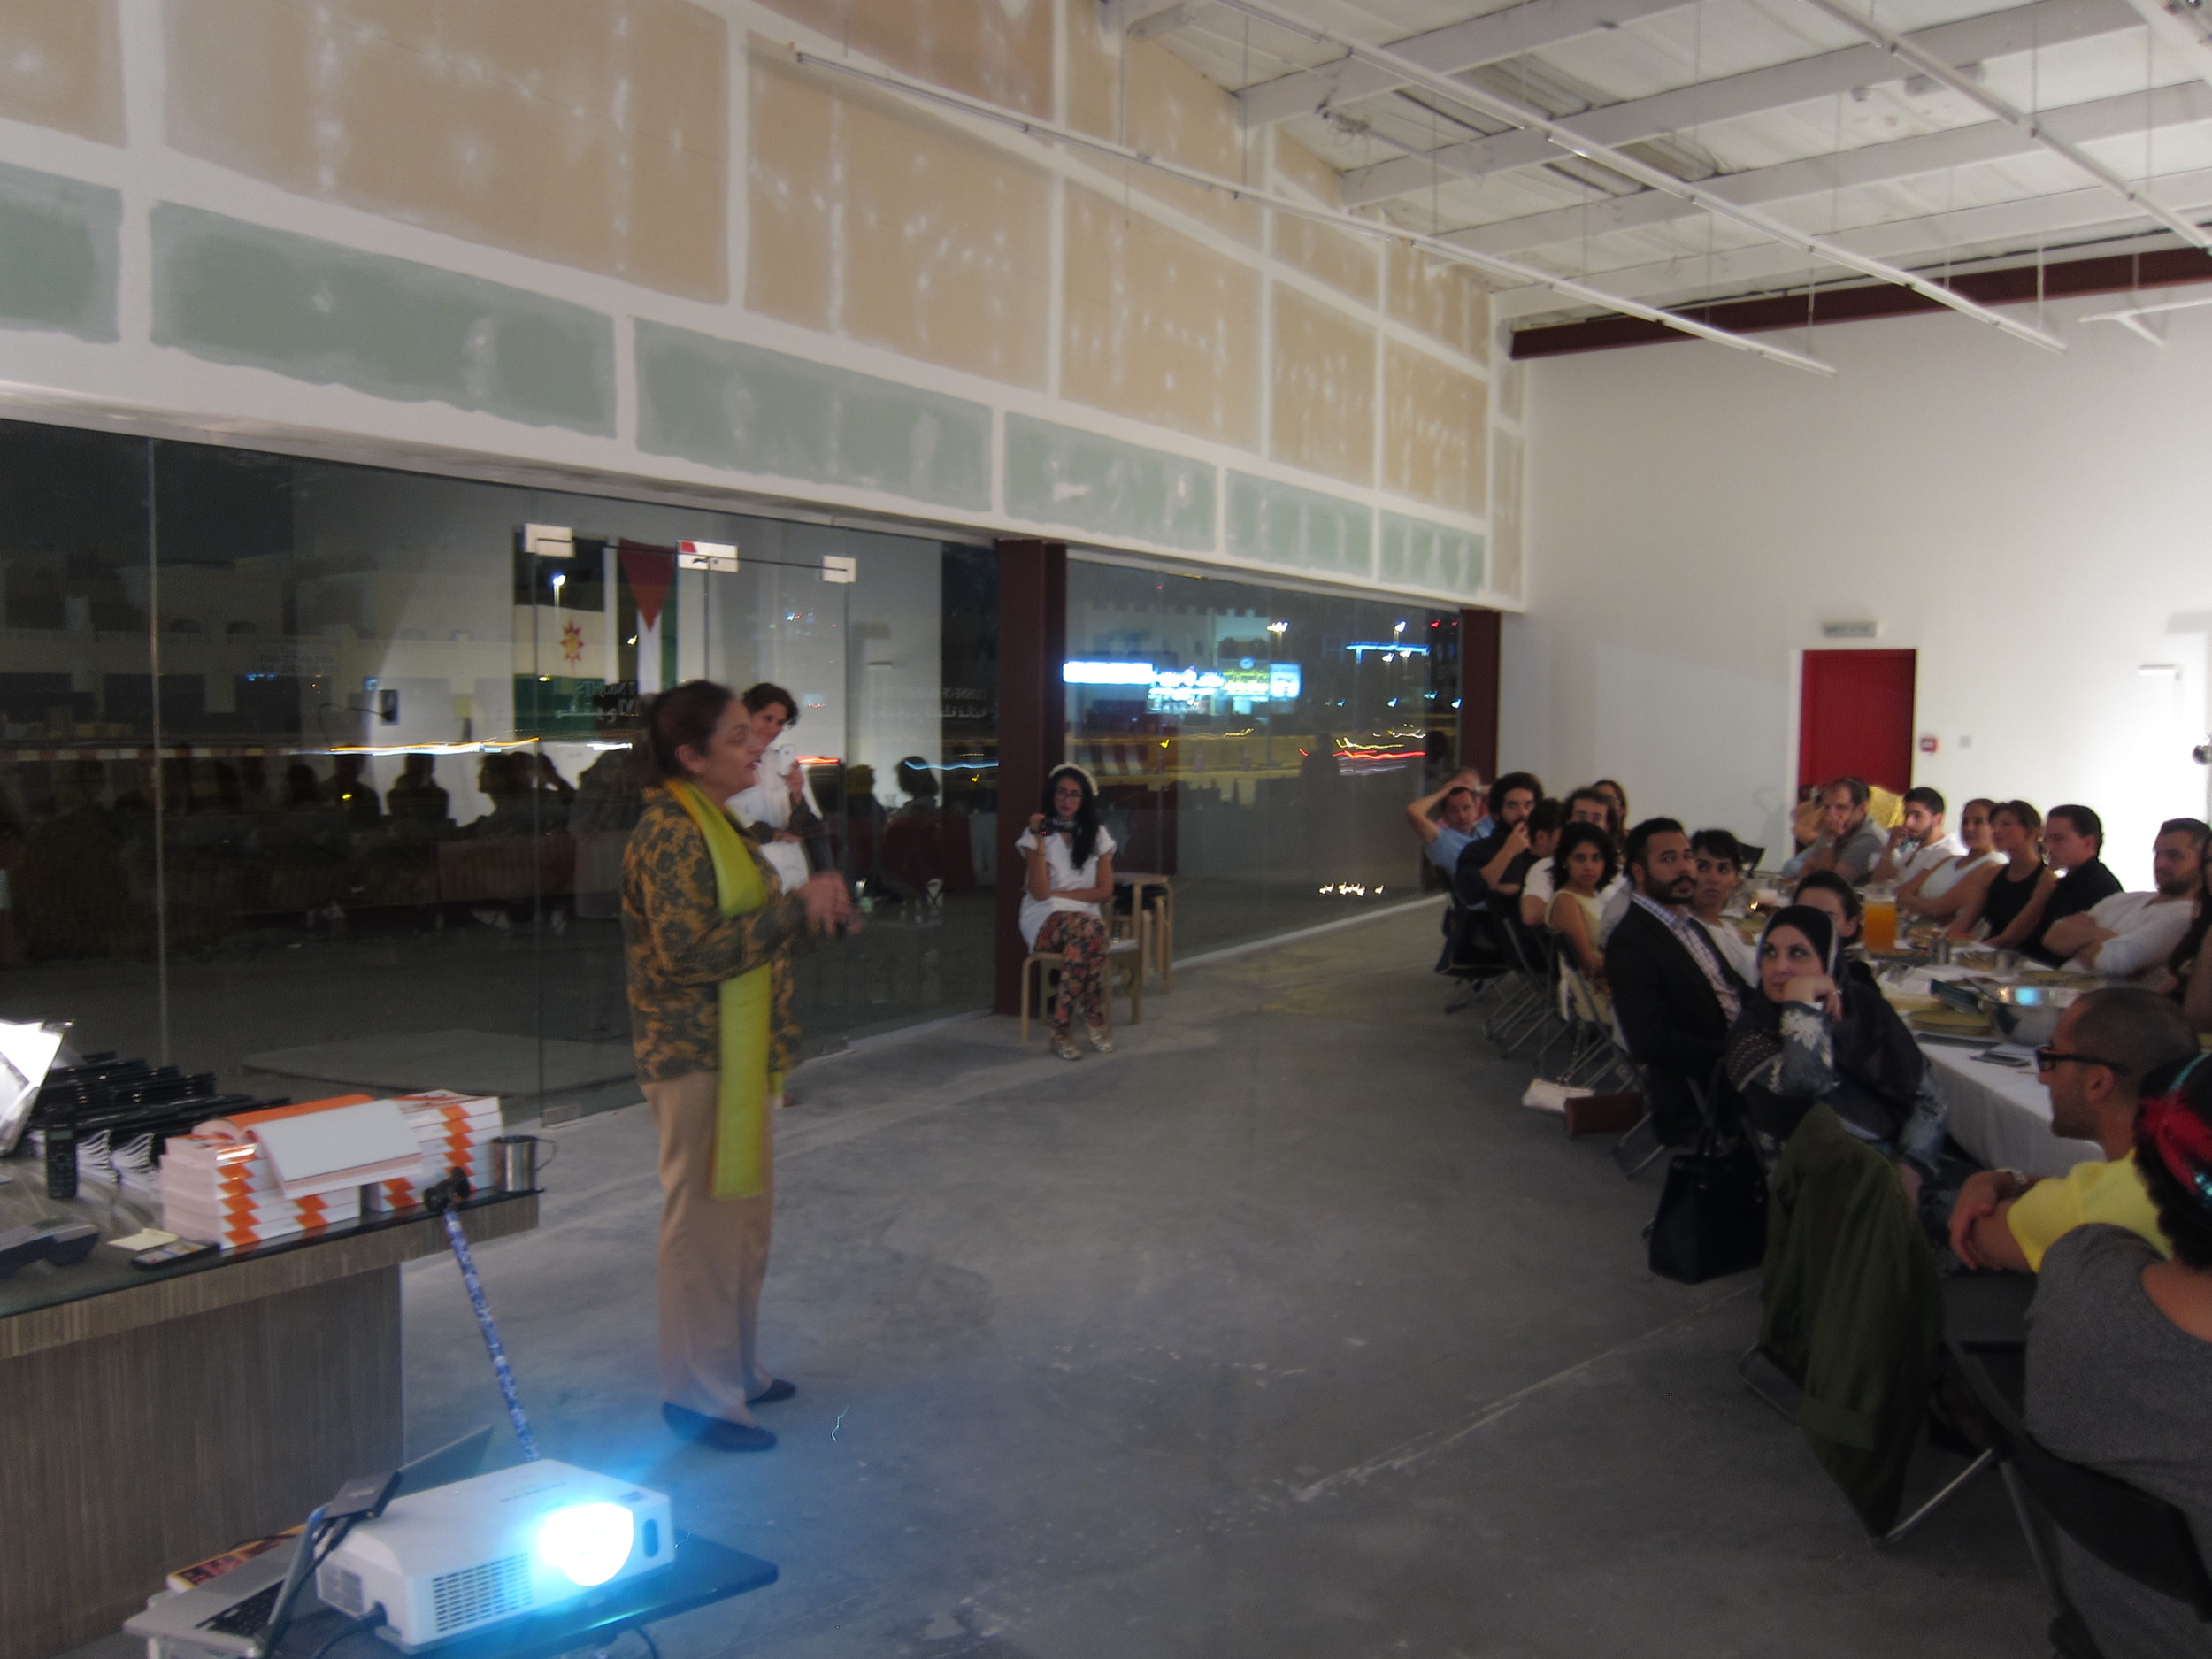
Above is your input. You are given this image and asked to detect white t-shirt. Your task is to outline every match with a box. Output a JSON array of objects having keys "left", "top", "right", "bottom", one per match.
[
  {"left": 1897, "top": 833, "right": 1968, "bottom": 884},
  {"left": 2071, "top": 890, "right": 2195, "bottom": 982},
  {"left": 1014, "top": 825, "right": 1118, "bottom": 949},
  {"left": 1915, "top": 845, "right": 2000, "bottom": 901},
  {"left": 1699, "top": 916, "right": 1761, "bottom": 982},
  {"left": 729, "top": 739, "right": 819, "bottom": 895}
]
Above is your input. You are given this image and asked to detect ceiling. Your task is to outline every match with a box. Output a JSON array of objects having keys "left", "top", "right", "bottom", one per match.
[{"left": 1132, "top": 0, "right": 2212, "bottom": 333}]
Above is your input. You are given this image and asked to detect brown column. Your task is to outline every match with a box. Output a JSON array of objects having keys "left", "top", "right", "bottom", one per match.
[
  {"left": 994, "top": 539, "right": 1067, "bottom": 1015},
  {"left": 1458, "top": 606, "right": 1502, "bottom": 780}
]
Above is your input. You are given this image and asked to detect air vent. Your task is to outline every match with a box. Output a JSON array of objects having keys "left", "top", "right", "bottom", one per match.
[
  {"left": 431, "top": 1555, "right": 533, "bottom": 1633},
  {"left": 318, "top": 1563, "right": 365, "bottom": 1616}
]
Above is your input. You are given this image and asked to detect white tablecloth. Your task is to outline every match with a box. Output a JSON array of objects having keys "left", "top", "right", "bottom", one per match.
[{"left": 1920, "top": 1040, "right": 2103, "bottom": 1179}]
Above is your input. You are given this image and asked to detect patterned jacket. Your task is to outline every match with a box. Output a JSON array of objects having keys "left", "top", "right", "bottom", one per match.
[{"left": 621, "top": 784, "right": 809, "bottom": 1082}]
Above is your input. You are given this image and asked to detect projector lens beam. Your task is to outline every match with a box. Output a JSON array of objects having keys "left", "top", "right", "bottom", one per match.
[{"left": 537, "top": 1502, "right": 635, "bottom": 1587}]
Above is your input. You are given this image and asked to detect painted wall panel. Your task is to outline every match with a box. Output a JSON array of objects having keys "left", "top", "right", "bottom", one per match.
[
  {"left": 747, "top": 52, "right": 1051, "bottom": 389},
  {"left": 1003, "top": 414, "right": 1217, "bottom": 551},
  {"left": 1380, "top": 513, "right": 1485, "bottom": 596},
  {"left": 0, "top": 161, "right": 119, "bottom": 341},
  {"left": 1270, "top": 283, "right": 1375, "bottom": 488},
  {"left": 1491, "top": 426, "right": 1525, "bottom": 600},
  {"left": 1226, "top": 472, "right": 1373, "bottom": 579},
  {"left": 1386, "top": 242, "right": 1489, "bottom": 364},
  {"left": 635, "top": 319, "right": 992, "bottom": 510},
  {"left": 1272, "top": 135, "right": 1375, "bottom": 305},
  {"left": 756, "top": 0, "right": 1053, "bottom": 118},
  {"left": 1062, "top": 186, "right": 1260, "bottom": 449},
  {"left": 1384, "top": 340, "right": 1486, "bottom": 516},
  {"left": 0, "top": 0, "right": 122, "bottom": 145},
  {"left": 1065, "top": 24, "right": 1262, "bottom": 246},
  {"left": 151, "top": 205, "right": 616, "bottom": 434},
  {"left": 165, "top": 0, "right": 727, "bottom": 302}
]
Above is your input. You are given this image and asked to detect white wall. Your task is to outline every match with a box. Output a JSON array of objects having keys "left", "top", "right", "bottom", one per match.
[{"left": 1509, "top": 284, "right": 2212, "bottom": 891}]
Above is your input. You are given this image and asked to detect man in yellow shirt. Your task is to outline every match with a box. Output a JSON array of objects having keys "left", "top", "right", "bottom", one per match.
[{"left": 1948, "top": 987, "right": 2198, "bottom": 1271}]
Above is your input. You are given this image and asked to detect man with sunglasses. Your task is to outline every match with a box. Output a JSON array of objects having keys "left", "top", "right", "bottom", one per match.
[{"left": 1947, "top": 987, "right": 2197, "bottom": 1271}]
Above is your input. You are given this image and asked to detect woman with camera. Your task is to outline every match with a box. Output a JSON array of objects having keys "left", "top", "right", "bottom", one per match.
[{"left": 1017, "top": 765, "right": 1118, "bottom": 1061}]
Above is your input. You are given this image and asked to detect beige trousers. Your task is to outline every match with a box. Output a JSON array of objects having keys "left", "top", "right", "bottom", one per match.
[{"left": 644, "top": 1071, "right": 776, "bottom": 1425}]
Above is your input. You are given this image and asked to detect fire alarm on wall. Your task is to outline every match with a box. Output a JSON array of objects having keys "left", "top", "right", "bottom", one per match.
[{"left": 1918, "top": 733, "right": 1939, "bottom": 754}]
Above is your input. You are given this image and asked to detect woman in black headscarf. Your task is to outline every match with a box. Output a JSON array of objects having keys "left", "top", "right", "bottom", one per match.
[{"left": 1724, "top": 903, "right": 1947, "bottom": 1175}]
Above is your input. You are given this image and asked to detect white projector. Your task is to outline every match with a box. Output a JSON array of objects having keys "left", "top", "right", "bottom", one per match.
[{"left": 318, "top": 1460, "right": 674, "bottom": 1649}]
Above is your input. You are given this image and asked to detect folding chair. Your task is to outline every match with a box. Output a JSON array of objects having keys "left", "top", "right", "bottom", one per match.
[{"left": 1436, "top": 887, "right": 1510, "bottom": 1015}]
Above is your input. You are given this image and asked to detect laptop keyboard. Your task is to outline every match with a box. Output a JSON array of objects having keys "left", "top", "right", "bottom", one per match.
[{"left": 201, "top": 1581, "right": 281, "bottom": 1636}]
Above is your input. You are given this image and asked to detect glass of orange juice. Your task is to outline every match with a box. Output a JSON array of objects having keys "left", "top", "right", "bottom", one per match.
[{"left": 1863, "top": 891, "right": 1898, "bottom": 953}]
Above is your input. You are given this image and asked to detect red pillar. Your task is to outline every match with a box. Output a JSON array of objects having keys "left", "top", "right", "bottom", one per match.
[
  {"left": 994, "top": 539, "right": 1067, "bottom": 1016},
  {"left": 1458, "top": 606, "right": 1501, "bottom": 780}
]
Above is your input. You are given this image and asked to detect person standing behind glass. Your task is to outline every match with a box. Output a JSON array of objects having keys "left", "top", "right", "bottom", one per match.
[
  {"left": 623, "top": 680, "right": 855, "bottom": 1454},
  {"left": 726, "top": 681, "right": 825, "bottom": 895},
  {"left": 1018, "top": 764, "right": 1118, "bottom": 1062}
]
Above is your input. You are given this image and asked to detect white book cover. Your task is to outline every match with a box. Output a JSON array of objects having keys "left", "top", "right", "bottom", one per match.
[{"left": 249, "top": 1100, "right": 424, "bottom": 1199}]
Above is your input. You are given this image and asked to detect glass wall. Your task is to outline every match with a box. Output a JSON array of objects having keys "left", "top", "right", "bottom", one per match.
[
  {"left": 1065, "top": 556, "right": 1461, "bottom": 956},
  {"left": 0, "top": 418, "right": 997, "bottom": 1121}
]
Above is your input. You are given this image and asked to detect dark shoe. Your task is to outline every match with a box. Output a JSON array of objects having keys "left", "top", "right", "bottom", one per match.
[
  {"left": 663, "top": 1402, "right": 776, "bottom": 1453},
  {"left": 747, "top": 1379, "right": 796, "bottom": 1406}
]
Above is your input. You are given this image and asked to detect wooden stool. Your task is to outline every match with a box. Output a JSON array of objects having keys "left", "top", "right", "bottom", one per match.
[{"left": 1020, "top": 934, "right": 1145, "bottom": 1042}]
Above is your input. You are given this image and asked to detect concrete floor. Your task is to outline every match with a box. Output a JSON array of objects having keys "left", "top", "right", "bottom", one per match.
[{"left": 399, "top": 903, "right": 2047, "bottom": 1658}]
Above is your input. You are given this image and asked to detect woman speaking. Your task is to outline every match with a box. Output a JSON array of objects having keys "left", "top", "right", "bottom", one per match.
[{"left": 623, "top": 680, "right": 855, "bottom": 1453}]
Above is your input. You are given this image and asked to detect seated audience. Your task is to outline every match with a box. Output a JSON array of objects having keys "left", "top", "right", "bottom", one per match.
[
  {"left": 1897, "top": 795, "right": 2000, "bottom": 923},
  {"left": 2024, "top": 1048, "right": 2212, "bottom": 1659},
  {"left": 1947, "top": 987, "right": 2198, "bottom": 1271},
  {"left": 1690, "top": 828, "right": 1756, "bottom": 979},
  {"left": 2175, "top": 837, "right": 2212, "bottom": 1029},
  {"left": 1590, "top": 778, "right": 1630, "bottom": 850},
  {"left": 1870, "top": 786, "right": 1963, "bottom": 887},
  {"left": 387, "top": 753, "right": 452, "bottom": 828},
  {"left": 1723, "top": 904, "right": 1946, "bottom": 1172},
  {"left": 1455, "top": 772, "right": 1542, "bottom": 905},
  {"left": 1947, "top": 800, "right": 2048, "bottom": 944},
  {"left": 1511, "top": 799, "right": 1567, "bottom": 926},
  {"left": 1547, "top": 823, "right": 1616, "bottom": 1019},
  {"left": 1525, "top": 790, "right": 1614, "bottom": 925},
  {"left": 1780, "top": 776, "right": 1886, "bottom": 885},
  {"left": 1605, "top": 818, "right": 1751, "bottom": 1142},
  {"left": 2024, "top": 803, "right": 2125, "bottom": 965},
  {"left": 2042, "top": 818, "right": 2209, "bottom": 986},
  {"left": 1015, "top": 765, "right": 1118, "bottom": 1063},
  {"left": 1793, "top": 869, "right": 1866, "bottom": 961},
  {"left": 1404, "top": 769, "right": 1486, "bottom": 879}
]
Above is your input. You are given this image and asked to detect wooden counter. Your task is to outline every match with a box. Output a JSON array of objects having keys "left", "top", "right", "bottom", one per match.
[{"left": 0, "top": 1193, "right": 538, "bottom": 1659}]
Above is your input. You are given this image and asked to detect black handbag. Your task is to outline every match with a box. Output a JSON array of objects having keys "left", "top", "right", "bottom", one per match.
[{"left": 1647, "top": 1131, "right": 1768, "bottom": 1284}]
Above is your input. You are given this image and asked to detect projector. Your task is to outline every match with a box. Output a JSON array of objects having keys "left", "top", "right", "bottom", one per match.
[{"left": 317, "top": 1461, "right": 673, "bottom": 1649}]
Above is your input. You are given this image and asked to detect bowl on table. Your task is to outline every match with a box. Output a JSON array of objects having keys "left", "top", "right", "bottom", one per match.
[{"left": 1980, "top": 983, "right": 2082, "bottom": 1048}]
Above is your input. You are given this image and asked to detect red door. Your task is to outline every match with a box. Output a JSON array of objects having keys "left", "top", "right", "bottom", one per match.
[{"left": 1799, "top": 649, "right": 1916, "bottom": 793}]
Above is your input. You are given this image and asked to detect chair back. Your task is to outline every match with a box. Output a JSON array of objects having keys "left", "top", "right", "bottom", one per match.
[{"left": 1950, "top": 1345, "right": 2212, "bottom": 1619}]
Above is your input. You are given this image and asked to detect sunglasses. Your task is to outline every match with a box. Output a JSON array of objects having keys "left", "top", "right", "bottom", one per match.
[{"left": 2033, "top": 1048, "right": 2128, "bottom": 1074}]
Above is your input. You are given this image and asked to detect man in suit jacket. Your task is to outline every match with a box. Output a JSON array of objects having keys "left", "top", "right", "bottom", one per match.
[{"left": 1606, "top": 817, "right": 1752, "bottom": 1143}]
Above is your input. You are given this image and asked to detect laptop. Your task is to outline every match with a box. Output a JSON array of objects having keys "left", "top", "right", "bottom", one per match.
[{"left": 127, "top": 1429, "right": 492, "bottom": 1658}]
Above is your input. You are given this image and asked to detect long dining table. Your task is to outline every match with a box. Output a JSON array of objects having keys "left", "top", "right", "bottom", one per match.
[{"left": 1917, "top": 1037, "right": 2104, "bottom": 1179}]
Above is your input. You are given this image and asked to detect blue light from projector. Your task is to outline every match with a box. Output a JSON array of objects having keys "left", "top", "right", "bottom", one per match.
[{"left": 536, "top": 1501, "right": 635, "bottom": 1587}]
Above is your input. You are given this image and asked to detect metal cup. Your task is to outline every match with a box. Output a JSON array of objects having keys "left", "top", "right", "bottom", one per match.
[
  {"left": 1930, "top": 937, "right": 1955, "bottom": 965},
  {"left": 490, "top": 1133, "right": 554, "bottom": 1193}
]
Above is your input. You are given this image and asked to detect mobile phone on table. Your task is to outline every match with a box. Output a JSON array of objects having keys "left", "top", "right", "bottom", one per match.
[{"left": 133, "top": 1238, "right": 218, "bottom": 1270}]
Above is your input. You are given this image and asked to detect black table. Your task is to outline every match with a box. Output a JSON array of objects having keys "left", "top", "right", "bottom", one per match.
[{"left": 276, "top": 1534, "right": 777, "bottom": 1659}]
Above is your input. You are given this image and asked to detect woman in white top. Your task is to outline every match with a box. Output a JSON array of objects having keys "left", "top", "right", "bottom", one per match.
[
  {"left": 1547, "top": 823, "right": 1615, "bottom": 1023},
  {"left": 1897, "top": 795, "right": 2000, "bottom": 924},
  {"left": 726, "top": 682, "right": 823, "bottom": 895},
  {"left": 1016, "top": 765, "right": 1118, "bottom": 1061}
]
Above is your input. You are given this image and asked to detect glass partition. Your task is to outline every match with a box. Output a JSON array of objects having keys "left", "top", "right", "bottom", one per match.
[
  {"left": 1065, "top": 556, "right": 1460, "bottom": 956},
  {"left": 0, "top": 417, "right": 997, "bottom": 1123}
]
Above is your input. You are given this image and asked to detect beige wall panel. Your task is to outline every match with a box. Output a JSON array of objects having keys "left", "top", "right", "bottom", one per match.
[
  {"left": 165, "top": 0, "right": 726, "bottom": 302},
  {"left": 1064, "top": 28, "right": 1261, "bottom": 246},
  {"left": 749, "top": 54, "right": 1050, "bottom": 390},
  {"left": 1273, "top": 141, "right": 1373, "bottom": 303},
  {"left": 0, "top": 0, "right": 122, "bottom": 143},
  {"left": 1273, "top": 134, "right": 1340, "bottom": 207},
  {"left": 756, "top": 0, "right": 1051, "bottom": 116},
  {"left": 1384, "top": 339, "right": 1486, "bottom": 517},
  {"left": 1063, "top": 188, "right": 1259, "bottom": 449},
  {"left": 1385, "top": 242, "right": 1490, "bottom": 364},
  {"left": 1270, "top": 284, "right": 1374, "bottom": 488}
]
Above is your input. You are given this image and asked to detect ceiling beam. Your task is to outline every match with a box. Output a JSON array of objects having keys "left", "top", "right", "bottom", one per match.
[
  {"left": 1233, "top": 0, "right": 1694, "bottom": 127},
  {"left": 1338, "top": 0, "right": 2137, "bottom": 205},
  {"left": 1489, "top": 164, "right": 2212, "bottom": 314},
  {"left": 1508, "top": 243, "right": 2212, "bottom": 354},
  {"left": 1445, "top": 80, "right": 2212, "bottom": 257}
]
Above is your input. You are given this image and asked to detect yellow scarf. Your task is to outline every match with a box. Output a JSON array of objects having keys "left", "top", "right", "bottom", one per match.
[{"left": 667, "top": 779, "right": 779, "bottom": 1198}]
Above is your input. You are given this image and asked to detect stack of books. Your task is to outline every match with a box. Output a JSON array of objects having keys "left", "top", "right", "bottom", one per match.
[
  {"left": 365, "top": 1091, "right": 503, "bottom": 1212},
  {"left": 160, "top": 1093, "right": 422, "bottom": 1248}
]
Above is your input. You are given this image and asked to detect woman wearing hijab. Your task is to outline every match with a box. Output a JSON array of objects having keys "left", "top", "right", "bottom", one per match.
[
  {"left": 623, "top": 680, "right": 856, "bottom": 1453},
  {"left": 1724, "top": 903, "right": 1947, "bottom": 1174}
]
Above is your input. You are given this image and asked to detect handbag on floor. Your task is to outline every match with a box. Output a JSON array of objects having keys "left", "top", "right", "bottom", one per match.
[{"left": 1647, "top": 1129, "right": 1767, "bottom": 1284}]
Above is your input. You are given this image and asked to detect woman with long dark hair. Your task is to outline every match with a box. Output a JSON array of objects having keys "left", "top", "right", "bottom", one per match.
[
  {"left": 1017, "top": 764, "right": 1117, "bottom": 1060},
  {"left": 1947, "top": 800, "right": 2050, "bottom": 945},
  {"left": 1546, "top": 821, "right": 1616, "bottom": 1021},
  {"left": 1724, "top": 903, "right": 1945, "bottom": 1173},
  {"left": 622, "top": 680, "right": 855, "bottom": 1453}
]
